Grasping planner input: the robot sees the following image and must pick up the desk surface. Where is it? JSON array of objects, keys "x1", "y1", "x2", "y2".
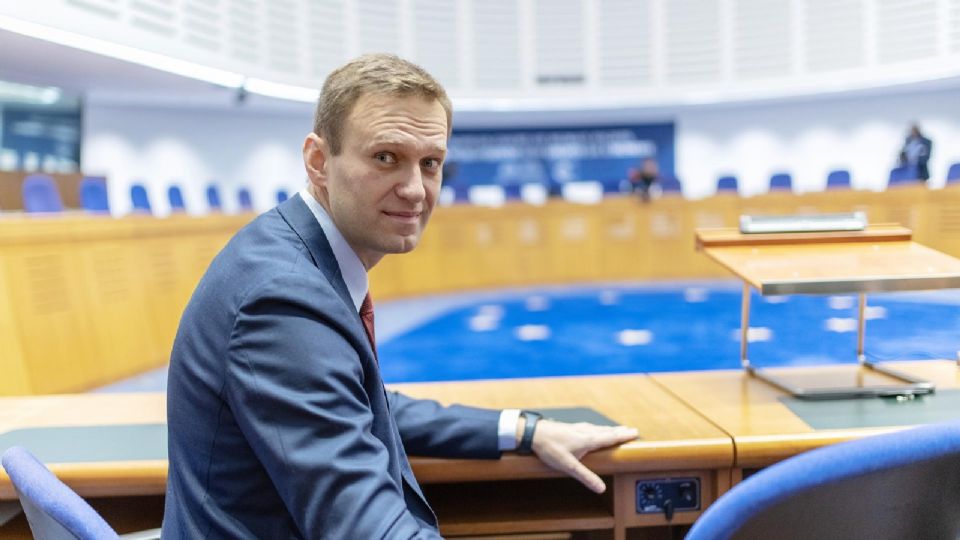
[
  {"x1": 0, "y1": 374, "x2": 733, "y2": 499},
  {"x1": 652, "y1": 360, "x2": 960, "y2": 468},
  {"x1": 697, "y1": 226, "x2": 960, "y2": 295}
]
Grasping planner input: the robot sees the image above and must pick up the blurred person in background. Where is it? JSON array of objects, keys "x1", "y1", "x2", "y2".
[{"x1": 899, "y1": 123, "x2": 933, "y2": 181}]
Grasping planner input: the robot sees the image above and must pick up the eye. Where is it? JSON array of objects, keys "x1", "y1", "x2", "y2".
[
  {"x1": 375, "y1": 152, "x2": 397, "y2": 164},
  {"x1": 422, "y1": 158, "x2": 442, "y2": 170}
]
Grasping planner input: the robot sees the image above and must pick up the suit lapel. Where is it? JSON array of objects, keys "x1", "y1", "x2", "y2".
[{"x1": 276, "y1": 194, "x2": 355, "y2": 315}]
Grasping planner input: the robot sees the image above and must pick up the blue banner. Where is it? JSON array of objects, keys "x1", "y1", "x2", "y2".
[
  {"x1": 2, "y1": 108, "x2": 82, "y2": 169},
  {"x1": 446, "y1": 123, "x2": 675, "y2": 194}
]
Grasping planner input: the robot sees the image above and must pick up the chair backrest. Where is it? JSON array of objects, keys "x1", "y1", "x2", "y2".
[
  {"x1": 769, "y1": 172, "x2": 792, "y2": 191},
  {"x1": 206, "y1": 185, "x2": 222, "y2": 211},
  {"x1": 686, "y1": 420, "x2": 960, "y2": 540},
  {"x1": 130, "y1": 184, "x2": 152, "y2": 213},
  {"x1": 237, "y1": 188, "x2": 253, "y2": 211},
  {"x1": 659, "y1": 174, "x2": 682, "y2": 193},
  {"x1": 826, "y1": 169, "x2": 851, "y2": 189},
  {"x1": 22, "y1": 174, "x2": 64, "y2": 213},
  {"x1": 888, "y1": 164, "x2": 919, "y2": 186},
  {"x1": 716, "y1": 175, "x2": 738, "y2": 193},
  {"x1": 167, "y1": 185, "x2": 185, "y2": 212},
  {"x1": 276, "y1": 189, "x2": 289, "y2": 204},
  {"x1": 947, "y1": 162, "x2": 960, "y2": 183},
  {"x1": 503, "y1": 184, "x2": 522, "y2": 200},
  {"x1": 78, "y1": 177, "x2": 110, "y2": 213},
  {"x1": 1, "y1": 446, "x2": 120, "y2": 540}
]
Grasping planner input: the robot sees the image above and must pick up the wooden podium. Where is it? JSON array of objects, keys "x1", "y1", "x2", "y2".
[{"x1": 696, "y1": 224, "x2": 960, "y2": 399}]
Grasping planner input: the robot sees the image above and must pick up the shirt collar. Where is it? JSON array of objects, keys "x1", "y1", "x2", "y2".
[{"x1": 298, "y1": 188, "x2": 368, "y2": 312}]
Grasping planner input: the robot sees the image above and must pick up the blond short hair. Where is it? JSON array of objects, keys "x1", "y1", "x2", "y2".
[{"x1": 313, "y1": 53, "x2": 453, "y2": 155}]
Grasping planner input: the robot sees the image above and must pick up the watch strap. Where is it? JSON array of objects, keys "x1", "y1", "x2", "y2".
[{"x1": 517, "y1": 410, "x2": 543, "y2": 455}]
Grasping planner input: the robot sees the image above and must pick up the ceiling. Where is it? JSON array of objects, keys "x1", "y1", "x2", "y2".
[{"x1": 2, "y1": 25, "x2": 959, "y2": 125}]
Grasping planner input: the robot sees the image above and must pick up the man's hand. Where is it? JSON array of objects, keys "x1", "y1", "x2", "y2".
[{"x1": 529, "y1": 420, "x2": 638, "y2": 494}]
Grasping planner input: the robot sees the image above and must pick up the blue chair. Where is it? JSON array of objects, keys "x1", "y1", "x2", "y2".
[
  {"x1": 453, "y1": 185, "x2": 471, "y2": 203},
  {"x1": 659, "y1": 174, "x2": 682, "y2": 193},
  {"x1": 130, "y1": 184, "x2": 152, "y2": 214},
  {"x1": 2, "y1": 446, "x2": 121, "y2": 539},
  {"x1": 947, "y1": 162, "x2": 960, "y2": 184},
  {"x1": 826, "y1": 169, "x2": 851, "y2": 189},
  {"x1": 276, "y1": 189, "x2": 289, "y2": 204},
  {"x1": 503, "y1": 184, "x2": 522, "y2": 200},
  {"x1": 769, "y1": 172, "x2": 792, "y2": 191},
  {"x1": 22, "y1": 174, "x2": 64, "y2": 213},
  {"x1": 168, "y1": 185, "x2": 186, "y2": 212},
  {"x1": 687, "y1": 420, "x2": 960, "y2": 540},
  {"x1": 206, "y1": 185, "x2": 222, "y2": 211},
  {"x1": 237, "y1": 188, "x2": 253, "y2": 212},
  {"x1": 716, "y1": 175, "x2": 738, "y2": 194},
  {"x1": 79, "y1": 176, "x2": 110, "y2": 213},
  {"x1": 888, "y1": 164, "x2": 919, "y2": 187}
]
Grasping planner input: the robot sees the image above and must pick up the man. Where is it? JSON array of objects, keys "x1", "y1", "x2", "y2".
[
  {"x1": 163, "y1": 54, "x2": 637, "y2": 538},
  {"x1": 900, "y1": 123, "x2": 933, "y2": 181}
]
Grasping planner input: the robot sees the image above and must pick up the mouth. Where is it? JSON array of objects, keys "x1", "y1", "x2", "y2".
[{"x1": 383, "y1": 210, "x2": 422, "y2": 224}]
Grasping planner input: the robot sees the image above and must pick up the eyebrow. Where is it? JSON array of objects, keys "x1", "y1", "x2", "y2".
[{"x1": 369, "y1": 137, "x2": 446, "y2": 155}]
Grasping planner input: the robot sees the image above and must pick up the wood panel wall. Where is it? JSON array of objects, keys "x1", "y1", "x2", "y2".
[{"x1": 1, "y1": 184, "x2": 956, "y2": 395}]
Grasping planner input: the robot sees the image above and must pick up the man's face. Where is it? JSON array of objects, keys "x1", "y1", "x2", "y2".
[{"x1": 307, "y1": 93, "x2": 447, "y2": 268}]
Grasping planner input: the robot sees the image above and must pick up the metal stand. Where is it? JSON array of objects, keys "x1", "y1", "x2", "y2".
[{"x1": 740, "y1": 284, "x2": 935, "y2": 400}]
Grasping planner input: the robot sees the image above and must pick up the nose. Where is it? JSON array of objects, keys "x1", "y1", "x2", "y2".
[{"x1": 396, "y1": 165, "x2": 426, "y2": 203}]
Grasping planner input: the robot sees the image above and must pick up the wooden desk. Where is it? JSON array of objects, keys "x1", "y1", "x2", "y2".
[
  {"x1": 0, "y1": 376, "x2": 733, "y2": 539},
  {"x1": 696, "y1": 224, "x2": 960, "y2": 295},
  {"x1": 696, "y1": 225, "x2": 960, "y2": 398},
  {"x1": 652, "y1": 360, "x2": 960, "y2": 474}
]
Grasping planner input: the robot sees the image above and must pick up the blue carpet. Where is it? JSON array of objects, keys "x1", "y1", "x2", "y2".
[
  {"x1": 96, "y1": 281, "x2": 960, "y2": 391},
  {"x1": 379, "y1": 283, "x2": 960, "y2": 383}
]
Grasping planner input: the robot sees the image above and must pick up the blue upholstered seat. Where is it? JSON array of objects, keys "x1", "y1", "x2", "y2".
[
  {"x1": 168, "y1": 185, "x2": 186, "y2": 212},
  {"x1": 768, "y1": 172, "x2": 792, "y2": 191},
  {"x1": 826, "y1": 169, "x2": 851, "y2": 189},
  {"x1": 716, "y1": 175, "x2": 739, "y2": 194},
  {"x1": 79, "y1": 177, "x2": 110, "y2": 213},
  {"x1": 206, "y1": 185, "x2": 222, "y2": 211},
  {"x1": 2, "y1": 446, "x2": 120, "y2": 539},
  {"x1": 660, "y1": 174, "x2": 682, "y2": 193},
  {"x1": 237, "y1": 188, "x2": 253, "y2": 212},
  {"x1": 23, "y1": 174, "x2": 64, "y2": 213},
  {"x1": 888, "y1": 164, "x2": 920, "y2": 187},
  {"x1": 130, "y1": 184, "x2": 152, "y2": 214},
  {"x1": 947, "y1": 163, "x2": 960, "y2": 184},
  {"x1": 687, "y1": 420, "x2": 960, "y2": 540},
  {"x1": 1, "y1": 446, "x2": 161, "y2": 540}
]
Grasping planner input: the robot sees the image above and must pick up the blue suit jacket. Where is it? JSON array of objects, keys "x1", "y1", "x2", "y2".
[{"x1": 163, "y1": 195, "x2": 501, "y2": 539}]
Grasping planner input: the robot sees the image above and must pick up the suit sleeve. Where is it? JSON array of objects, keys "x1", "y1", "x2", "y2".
[
  {"x1": 387, "y1": 392, "x2": 502, "y2": 459},
  {"x1": 225, "y1": 274, "x2": 441, "y2": 539}
]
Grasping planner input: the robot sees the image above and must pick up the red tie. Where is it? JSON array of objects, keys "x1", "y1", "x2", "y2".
[{"x1": 360, "y1": 292, "x2": 377, "y2": 357}]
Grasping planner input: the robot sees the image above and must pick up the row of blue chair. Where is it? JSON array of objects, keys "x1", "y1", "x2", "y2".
[
  {"x1": 4, "y1": 419, "x2": 960, "y2": 538},
  {"x1": 717, "y1": 162, "x2": 960, "y2": 194},
  {"x1": 19, "y1": 174, "x2": 293, "y2": 214},
  {"x1": 445, "y1": 161, "x2": 960, "y2": 204}
]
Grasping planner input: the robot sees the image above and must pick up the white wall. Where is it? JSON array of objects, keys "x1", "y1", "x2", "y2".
[
  {"x1": 83, "y1": 104, "x2": 309, "y2": 216},
  {"x1": 83, "y1": 86, "x2": 960, "y2": 215},
  {"x1": 674, "y1": 88, "x2": 960, "y2": 198}
]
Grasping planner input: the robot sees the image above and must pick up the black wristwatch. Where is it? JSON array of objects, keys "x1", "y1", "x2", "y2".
[{"x1": 517, "y1": 410, "x2": 543, "y2": 455}]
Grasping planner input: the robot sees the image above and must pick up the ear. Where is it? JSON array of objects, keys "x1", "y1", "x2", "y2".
[{"x1": 303, "y1": 133, "x2": 330, "y2": 188}]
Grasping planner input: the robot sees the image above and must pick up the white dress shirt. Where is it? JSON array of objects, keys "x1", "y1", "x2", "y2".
[{"x1": 298, "y1": 189, "x2": 520, "y2": 451}]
